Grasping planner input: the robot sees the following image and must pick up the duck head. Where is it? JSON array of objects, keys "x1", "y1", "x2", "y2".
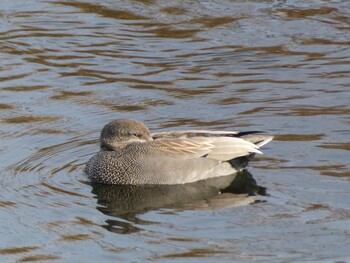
[{"x1": 100, "y1": 119, "x2": 152, "y2": 151}]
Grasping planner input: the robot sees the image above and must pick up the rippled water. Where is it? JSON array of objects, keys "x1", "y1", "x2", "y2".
[{"x1": 0, "y1": 0, "x2": 349, "y2": 262}]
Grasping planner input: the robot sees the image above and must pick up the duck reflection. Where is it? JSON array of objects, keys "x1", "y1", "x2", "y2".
[{"x1": 90, "y1": 170, "x2": 266, "y2": 234}]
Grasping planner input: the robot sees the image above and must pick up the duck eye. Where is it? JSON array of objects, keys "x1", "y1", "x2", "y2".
[{"x1": 128, "y1": 132, "x2": 142, "y2": 138}]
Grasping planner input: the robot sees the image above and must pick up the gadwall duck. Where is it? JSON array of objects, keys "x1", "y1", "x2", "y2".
[{"x1": 85, "y1": 119, "x2": 273, "y2": 185}]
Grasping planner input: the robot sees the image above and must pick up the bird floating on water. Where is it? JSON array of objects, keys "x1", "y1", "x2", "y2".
[{"x1": 85, "y1": 119, "x2": 273, "y2": 185}]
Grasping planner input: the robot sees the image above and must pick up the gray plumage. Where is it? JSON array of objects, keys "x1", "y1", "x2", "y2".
[{"x1": 85, "y1": 119, "x2": 273, "y2": 185}]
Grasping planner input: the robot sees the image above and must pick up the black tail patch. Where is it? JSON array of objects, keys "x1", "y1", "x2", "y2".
[
  {"x1": 229, "y1": 153, "x2": 256, "y2": 170},
  {"x1": 235, "y1": 131, "x2": 265, "y2": 137}
]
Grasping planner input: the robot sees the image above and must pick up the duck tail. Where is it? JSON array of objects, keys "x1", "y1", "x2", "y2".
[{"x1": 236, "y1": 132, "x2": 274, "y2": 148}]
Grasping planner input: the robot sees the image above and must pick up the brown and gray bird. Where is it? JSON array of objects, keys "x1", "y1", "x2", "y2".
[{"x1": 85, "y1": 119, "x2": 273, "y2": 185}]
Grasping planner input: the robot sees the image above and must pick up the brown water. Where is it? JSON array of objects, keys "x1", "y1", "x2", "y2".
[{"x1": 1, "y1": 0, "x2": 350, "y2": 262}]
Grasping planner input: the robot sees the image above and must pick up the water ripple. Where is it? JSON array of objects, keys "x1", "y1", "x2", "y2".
[
  {"x1": 2, "y1": 136, "x2": 95, "y2": 199},
  {"x1": 0, "y1": 0, "x2": 349, "y2": 261}
]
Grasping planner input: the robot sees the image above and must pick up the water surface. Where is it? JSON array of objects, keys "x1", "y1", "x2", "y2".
[{"x1": 0, "y1": 0, "x2": 349, "y2": 262}]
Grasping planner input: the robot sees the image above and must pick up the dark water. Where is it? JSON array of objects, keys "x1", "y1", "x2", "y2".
[{"x1": 1, "y1": 0, "x2": 349, "y2": 262}]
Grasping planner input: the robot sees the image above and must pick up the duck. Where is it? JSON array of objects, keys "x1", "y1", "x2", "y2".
[{"x1": 85, "y1": 119, "x2": 273, "y2": 185}]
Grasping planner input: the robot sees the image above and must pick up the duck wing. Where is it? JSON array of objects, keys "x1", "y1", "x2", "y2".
[
  {"x1": 152, "y1": 130, "x2": 273, "y2": 148},
  {"x1": 146, "y1": 136, "x2": 262, "y2": 162},
  {"x1": 152, "y1": 130, "x2": 239, "y2": 139}
]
